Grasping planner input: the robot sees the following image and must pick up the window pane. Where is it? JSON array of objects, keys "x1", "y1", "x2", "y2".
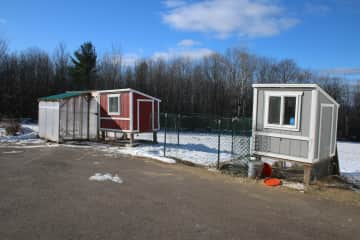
[
  {"x1": 284, "y1": 97, "x2": 296, "y2": 125},
  {"x1": 109, "y1": 97, "x2": 119, "y2": 113},
  {"x1": 268, "y1": 96, "x2": 281, "y2": 124}
]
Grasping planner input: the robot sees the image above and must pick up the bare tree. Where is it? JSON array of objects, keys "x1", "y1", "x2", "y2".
[
  {"x1": 98, "y1": 46, "x2": 122, "y2": 89},
  {"x1": 0, "y1": 38, "x2": 8, "y2": 61},
  {"x1": 277, "y1": 59, "x2": 299, "y2": 83}
]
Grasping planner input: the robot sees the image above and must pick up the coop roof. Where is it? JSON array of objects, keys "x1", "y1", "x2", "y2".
[
  {"x1": 252, "y1": 83, "x2": 339, "y2": 106},
  {"x1": 39, "y1": 91, "x2": 90, "y2": 101}
]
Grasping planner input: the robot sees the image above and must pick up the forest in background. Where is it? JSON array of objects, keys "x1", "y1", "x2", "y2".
[{"x1": 0, "y1": 39, "x2": 359, "y2": 140}]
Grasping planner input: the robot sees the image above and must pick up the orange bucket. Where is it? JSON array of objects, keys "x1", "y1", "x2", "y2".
[{"x1": 264, "y1": 178, "x2": 282, "y2": 187}]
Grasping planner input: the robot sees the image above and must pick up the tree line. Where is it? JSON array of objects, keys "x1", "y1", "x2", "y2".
[{"x1": 0, "y1": 39, "x2": 359, "y2": 140}]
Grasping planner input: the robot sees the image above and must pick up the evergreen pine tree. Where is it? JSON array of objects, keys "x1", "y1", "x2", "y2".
[{"x1": 70, "y1": 42, "x2": 97, "y2": 89}]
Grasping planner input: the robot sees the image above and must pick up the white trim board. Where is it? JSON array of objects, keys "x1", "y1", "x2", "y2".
[
  {"x1": 137, "y1": 99, "x2": 155, "y2": 132},
  {"x1": 252, "y1": 88, "x2": 258, "y2": 131},
  {"x1": 107, "y1": 94, "x2": 121, "y2": 115},
  {"x1": 129, "y1": 91, "x2": 134, "y2": 131},
  {"x1": 253, "y1": 131, "x2": 309, "y2": 141},
  {"x1": 308, "y1": 89, "x2": 318, "y2": 161},
  {"x1": 100, "y1": 117, "x2": 130, "y2": 121},
  {"x1": 332, "y1": 105, "x2": 339, "y2": 156},
  {"x1": 99, "y1": 128, "x2": 138, "y2": 133},
  {"x1": 263, "y1": 91, "x2": 303, "y2": 131},
  {"x1": 157, "y1": 100, "x2": 160, "y2": 130},
  {"x1": 253, "y1": 151, "x2": 311, "y2": 164}
]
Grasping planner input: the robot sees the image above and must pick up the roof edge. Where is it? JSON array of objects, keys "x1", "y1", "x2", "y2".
[
  {"x1": 252, "y1": 83, "x2": 339, "y2": 106},
  {"x1": 96, "y1": 88, "x2": 162, "y2": 102},
  {"x1": 252, "y1": 83, "x2": 318, "y2": 88}
]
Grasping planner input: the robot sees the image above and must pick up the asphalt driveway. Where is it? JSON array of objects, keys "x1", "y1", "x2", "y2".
[{"x1": 0, "y1": 145, "x2": 359, "y2": 240}]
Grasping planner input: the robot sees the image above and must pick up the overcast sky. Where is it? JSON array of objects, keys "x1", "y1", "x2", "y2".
[{"x1": 0, "y1": 0, "x2": 359, "y2": 76}]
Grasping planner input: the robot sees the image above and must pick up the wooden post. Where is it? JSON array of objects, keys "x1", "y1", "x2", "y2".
[
  {"x1": 101, "y1": 130, "x2": 105, "y2": 140},
  {"x1": 153, "y1": 131, "x2": 158, "y2": 144},
  {"x1": 73, "y1": 98, "x2": 76, "y2": 140},
  {"x1": 331, "y1": 146, "x2": 340, "y2": 175},
  {"x1": 217, "y1": 119, "x2": 221, "y2": 169},
  {"x1": 80, "y1": 96, "x2": 83, "y2": 139},
  {"x1": 129, "y1": 133, "x2": 134, "y2": 145},
  {"x1": 303, "y1": 165, "x2": 312, "y2": 185},
  {"x1": 87, "y1": 95, "x2": 90, "y2": 141}
]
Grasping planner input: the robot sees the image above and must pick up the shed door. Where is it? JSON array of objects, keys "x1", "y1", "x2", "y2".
[
  {"x1": 39, "y1": 101, "x2": 59, "y2": 142},
  {"x1": 318, "y1": 105, "x2": 334, "y2": 161},
  {"x1": 138, "y1": 101, "x2": 153, "y2": 132}
]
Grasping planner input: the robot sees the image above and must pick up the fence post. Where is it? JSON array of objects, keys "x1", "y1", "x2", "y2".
[
  {"x1": 163, "y1": 113, "x2": 167, "y2": 157},
  {"x1": 177, "y1": 114, "x2": 180, "y2": 145},
  {"x1": 231, "y1": 118, "x2": 234, "y2": 155},
  {"x1": 217, "y1": 119, "x2": 221, "y2": 169}
]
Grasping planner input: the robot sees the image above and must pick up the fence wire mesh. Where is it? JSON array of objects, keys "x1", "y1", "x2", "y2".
[{"x1": 161, "y1": 113, "x2": 252, "y2": 168}]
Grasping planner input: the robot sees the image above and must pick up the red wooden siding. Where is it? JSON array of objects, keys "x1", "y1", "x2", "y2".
[
  {"x1": 100, "y1": 92, "x2": 130, "y2": 118},
  {"x1": 100, "y1": 119, "x2": 130, "y2": 130}
]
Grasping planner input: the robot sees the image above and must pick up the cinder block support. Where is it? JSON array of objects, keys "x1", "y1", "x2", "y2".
[
  {"x1": 304, "y1": 165, "x2": 312, "y2": 185},
  {"x1": 129, "y1": 133, "x2": 135, "y2": 145},
  {"x1": 153, "y1": 132, "x2": 158, "y2": 144}
]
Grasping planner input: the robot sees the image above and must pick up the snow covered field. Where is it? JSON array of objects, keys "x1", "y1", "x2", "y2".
[
  {"x1": 337, "y1": 142, "x2": 360, "y2": 186},
  {"x1": 1, "y1": 124, "x2": 360, "y2": 186}
]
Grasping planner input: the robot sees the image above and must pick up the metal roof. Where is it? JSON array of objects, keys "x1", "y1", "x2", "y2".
[{"x1": 39, "y1": 91, "x2": 89, "y2": 101}]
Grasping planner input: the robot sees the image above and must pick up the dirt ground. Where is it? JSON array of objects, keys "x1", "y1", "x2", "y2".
[{"x1": 0, "y1": 144, "x2": 359, "y2": 240}]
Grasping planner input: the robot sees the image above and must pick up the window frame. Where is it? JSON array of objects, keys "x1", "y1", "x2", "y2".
[
  {"x1": 264, "y1": 91, "x2": 303, "y2": 131},
  {"x1": 107, "y1": 94, "x2": 121, "y2": 115}
]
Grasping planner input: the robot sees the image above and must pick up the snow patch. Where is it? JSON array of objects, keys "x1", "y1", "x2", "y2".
[
  {"x1": 337, "y1": 142, "x2": 360, "y2": 186},
  {"x1": 0, "y1": 123, "x2": 44, "y2": 145},
  {"x1": 2, "y1": 150, "x2": 23, "y2": 154},
  {"x1": 89, "y1": 173, "x2": 123, "y2": 183},
  {"x1": 282, "y1": 181, "x2": 305, "y2": 191}
]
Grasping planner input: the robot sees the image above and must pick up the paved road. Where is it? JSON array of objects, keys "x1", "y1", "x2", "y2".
[{"x1": 0, "y1": 145, "x2": 359, "y2": 240}]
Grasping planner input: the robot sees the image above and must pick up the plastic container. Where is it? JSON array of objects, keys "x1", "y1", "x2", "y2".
[
  {"x1": 248, "y1": 160, "x2": 263, "y2": 178},
  {"x1": 262, "y1": 162, "x2": 272, "y2": 177}
]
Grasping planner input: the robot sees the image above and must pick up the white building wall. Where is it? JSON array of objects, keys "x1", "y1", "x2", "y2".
[{"x1": 38, "y1": 101, "x2": 60, "y2": 142}]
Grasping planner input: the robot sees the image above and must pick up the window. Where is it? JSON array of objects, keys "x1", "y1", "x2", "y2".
[
  {"x1": 283, "y1": 97, "x2": 296, "y2": 125},
  {"x1": 107, "y1": 94, "x2": 120, "y2": 115},
  {"x1": 268, "y1": 96, "x2": 281, "y2": 124},
  {"x1": 264, "y1": 91, "x2": 302, "y2": 131}
]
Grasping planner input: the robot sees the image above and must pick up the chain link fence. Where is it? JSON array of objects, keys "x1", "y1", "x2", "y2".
[{"x1": 161, "y1": 113, "x2": 252, "y2": 168}]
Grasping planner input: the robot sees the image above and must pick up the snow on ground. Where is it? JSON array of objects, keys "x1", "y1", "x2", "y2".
[
  {"x1": 134, "y1": 131, "x2": 248, "y2": 166},
  {"x1": 61, "y1": 142, "x2": 176, "y2": 164},
  {"x1": 89, "y1": 173, "x2": 123, "y2": 183},
  {"x1": 282, "y1": 181, "x2": 305, "y2": 191},
  {"x1": 2, "y1": 150, "x2": 23, "y2": 154},
  {"x1": 0, "y1": 123, "x2": 44, "y2": 145},
  {"x1": 337, "y1": 141, "x2": 360, "y2": 186}
]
